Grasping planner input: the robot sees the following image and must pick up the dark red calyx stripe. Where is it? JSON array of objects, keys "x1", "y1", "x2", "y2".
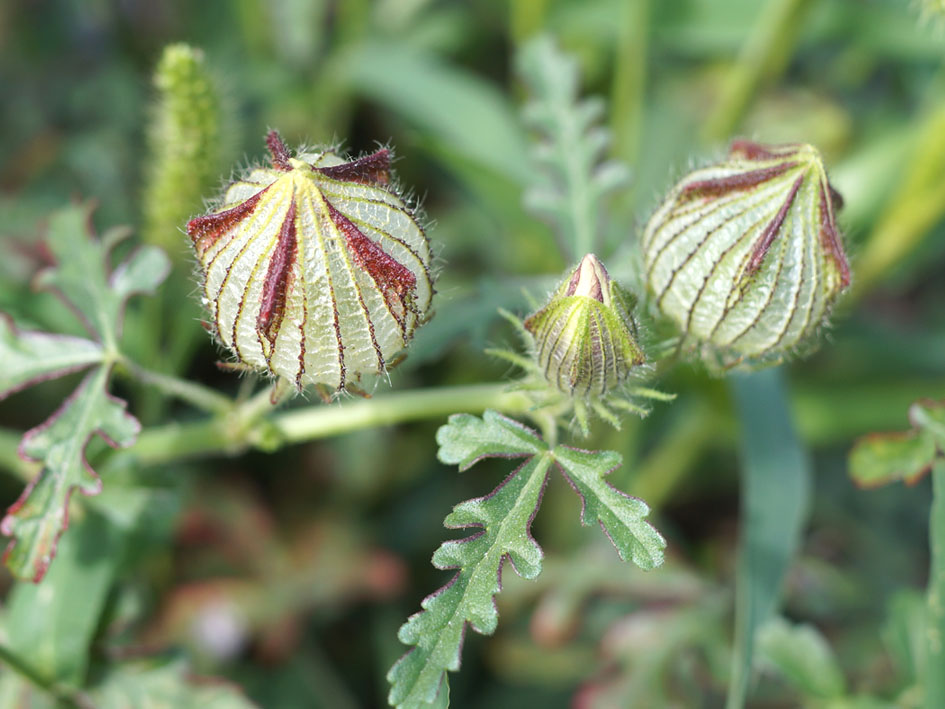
[
  {"x1": 729, "y1": 139, "x2": 796, "y2": 162},
  {"x1": 266, "y1": 130, "x2": 292, "y2": 171},
  {"x1": 746, "y1": 174, "x2": 804, "y2": 277},
  {"x1": 326, "y1": 202, "x2": 416, "y2": 326},
  {"x1": 316, "y1": 149, "x2": 391, "y2": 186},
  {"x1": 680, "y1": 162, "x2": 798, "y2": 202},
  {"x1": 818, "y1": 185, "x2": 851, "y2": 287},
  {"x1": 828, "y1": 183, "x2": 844, "y2": 211},
  {"x1": 187, "y1": 189, "x2": 265, "y2": 256},
  {"x1": 257, "y1": 199, "x2": 298, "y2": 346}
]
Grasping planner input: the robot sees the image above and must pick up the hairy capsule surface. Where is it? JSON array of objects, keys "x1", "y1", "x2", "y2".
[
  {"x1": 525, "y1": 254, "x2": 645, "y2": 398},
  {"x1": 642, "y1": 140, "x2": 850, "y2": 362},
  {"x1": 187, "y1": 131, "x2": 434, "y2": 395}
]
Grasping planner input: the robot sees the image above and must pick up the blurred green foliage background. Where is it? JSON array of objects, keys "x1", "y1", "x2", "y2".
[{"x1": 1, "y1": 0, "x2": 945, "y2": 706}]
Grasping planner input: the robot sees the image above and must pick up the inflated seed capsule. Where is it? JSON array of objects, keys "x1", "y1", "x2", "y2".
[
  {"x1": 187, "y1": 131, "x2": 434, "y2": 396},
  {"x1": 524, "y1": 254, "x2": 645, "y2": 398},
  {"x1": 641, "y1": 140, "x2": 850, "y2": 361}
]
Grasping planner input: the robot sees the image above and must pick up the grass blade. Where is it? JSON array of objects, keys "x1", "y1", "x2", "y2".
[{"x1": 727, "y1": 367, "x2": 811, "y2": 708}]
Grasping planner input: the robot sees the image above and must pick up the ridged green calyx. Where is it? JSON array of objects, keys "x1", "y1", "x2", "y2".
[
  {"x1": 524, "y1": 254, "x2": 645, "y2": 398},
  {"x1": 642, "y1": 140, "x2": 850, "y2": 363},
  {"x1": 187, "y1": 131, "x2": 434, "y2": 398}
]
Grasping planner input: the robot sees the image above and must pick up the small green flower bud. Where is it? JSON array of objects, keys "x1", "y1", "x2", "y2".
[
  {"x1": 524, "y1": 254, "x2": 645, "y2": 398},
  {"x1": 642, "y1": 140, "x2": 850, "y2": 362}
]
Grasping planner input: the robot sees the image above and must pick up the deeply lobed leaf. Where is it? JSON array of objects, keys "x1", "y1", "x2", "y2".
[
  {"x1": 0, "y1": 203, "x2": 168, "y2": 581},
  {"x1": 37, "y1": 205, "x2": 169, "y2": 347},
  {"x1": 0, "y1": 316, "x2": 102, "y2": 399},
  {"x1": 388, "y1": 455, "x2": 551, "y2": 708},
  {"x1": 516, "y1": 35, "x2": 629, "y2": 259},
  {"x1": 389, "y1": 411, "x2": 665, "y2": 708},
  {"x1": 553, "y1": 446, "x2": 665, "y2": 570},
  {"x1": 435, "y1": 409, "x2": 545, "y2": 470}
]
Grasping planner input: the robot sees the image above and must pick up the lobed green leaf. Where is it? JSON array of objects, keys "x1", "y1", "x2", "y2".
[
  {"x1": 36, "y1": 205, "x2": 170, "y2": 348},
  {"x1": 516, "y1": 35, "x2": 629, "y2": 259},
  {"x1": 553, "y1": 446, "x2": 665, "y2": 570},
  {"x1": 0, "y1": 316, "x2": 102, "y2": 399},
  {"x1": 849, "y1": 398, "x2": 945, "y2": 487},
  {"x1": 388, "y1": 454, "x2": 551, "y2": 708},
  {"x1": 391, "y1": 410, "x2": 666, "y2": 708},
  {"x1": 0, "y1": 203, "x2": 168, "y2": 581},
  {"x1": 1, "y1": 367, "x2": 139, "y2": 581},
  {"x1": 435, "y1": 409, "x2": 545, "y2": 470}
]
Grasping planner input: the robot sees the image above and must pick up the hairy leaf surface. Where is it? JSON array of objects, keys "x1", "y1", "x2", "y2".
[
  {"x1": 388, "y1": 410, "x2": 665, "y2": 708},
  {"x1": 0, "y1": 203, "x2": 168, "y2": 581}
]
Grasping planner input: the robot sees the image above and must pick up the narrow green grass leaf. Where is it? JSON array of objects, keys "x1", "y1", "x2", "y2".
[
  {"x1": 727, "y1": 368, "x2": 811, "y2": 709},
  {"x1": 339, "y1": 42, "x2": 529, "y2": 184},
  {"x1": 552, "y1": 446, "x2": 665, "y2": 570}
]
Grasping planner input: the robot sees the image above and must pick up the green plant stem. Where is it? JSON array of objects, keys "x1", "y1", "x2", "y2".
[
  {"x1": 702, "y1": 0, "x2": 814, "y2": 143},
  {"x1": 119, "y1": 383, "x2": 532, "y2": 467},
  {"x1": 115, "y1": 356, "x2": 233, "y2": 415},
  {"x1": 927, "y1": 460, "x2": 945, "y2": 709},
  {"x1": 271, "y1": 384, "x2": 531, "y2": 445},
  {"x1": 853, "y1": 176, "x2": 945, "y2": 300},
  {"x1": 610, "y1": 0, "x2": 649, "y2": 167}
]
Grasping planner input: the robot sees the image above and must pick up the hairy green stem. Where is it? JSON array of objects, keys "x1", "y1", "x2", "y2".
[
  {"x1": 120, "y1": 383, "x2": 532, "y2": 467},
  {"x1": 116, "y1": 356, "x2": 233, "y2": 415},
  {"x1": 927, "y1": 460, "x2": 945, "y2": 709},
  {"x1": 271, "y1": 384, "x2": 532, "y2": 445},
  {"x1": 702, "y1": 0, "x2": 814, "y2": 142}
]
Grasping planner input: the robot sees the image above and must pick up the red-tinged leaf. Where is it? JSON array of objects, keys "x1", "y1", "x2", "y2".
[
  {"x1": 850, "y1": 398, "x2": 945, "y2": 488},
  {"x1": 1, "y1": 366, "x2": 139, "y2": 582},
  {"x1": 0, "y1": 314, "x2": 102, "y2": 400},
  {"x1": 0, "y1": 202, "x2": 168, "y2": 581}
]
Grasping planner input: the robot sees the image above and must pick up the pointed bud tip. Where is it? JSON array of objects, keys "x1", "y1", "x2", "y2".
[
  {"x1": 526, "y1": 255, "x2": 645, "y2": 399},
  {"x1": 642, "y1": 140, "x2": 850, "y2": 363}
]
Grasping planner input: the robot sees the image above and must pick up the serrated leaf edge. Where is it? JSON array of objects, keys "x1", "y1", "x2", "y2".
[
  {"x1": 553, "y1": 444, "x2": 666, "y2": 569},
  {"x1": 0, "y1": 313, "x2": 103, "y2": 403},
  {"x1": 0, "y1": 366, "x2": 141, "y2": 582}
]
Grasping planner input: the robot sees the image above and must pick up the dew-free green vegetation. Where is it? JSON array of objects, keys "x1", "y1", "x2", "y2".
[{"x1": 1, "y1": 1, "x2": 944, "y2": 707}]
